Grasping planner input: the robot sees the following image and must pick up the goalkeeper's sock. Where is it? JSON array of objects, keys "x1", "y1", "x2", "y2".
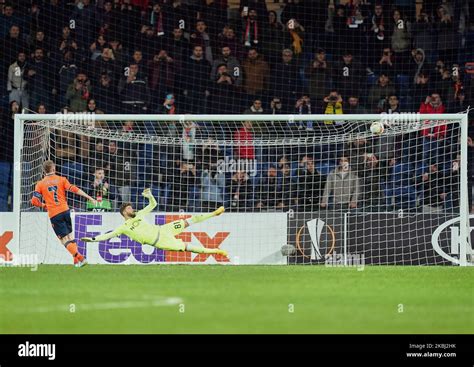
[{"x1": 185, "y1": 244, "x2": 219, "y2": 254}]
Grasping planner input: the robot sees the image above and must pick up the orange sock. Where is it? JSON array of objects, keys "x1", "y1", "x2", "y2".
[{"x1": 66, "y1": 242, "x2": 84, "y2": 261}]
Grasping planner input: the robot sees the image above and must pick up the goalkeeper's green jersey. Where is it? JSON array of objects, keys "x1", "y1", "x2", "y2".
[{"x1": 94, "y1": 195, "x2": 159, "y2": 245}]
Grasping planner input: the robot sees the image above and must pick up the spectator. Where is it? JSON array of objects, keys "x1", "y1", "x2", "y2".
[
  {"x1": 36, "y1": 103, "x2": 47, "y2": 114},
  {"x1": 241, "y1": 48, "x2": 269, "y2": 101},
  {"x1": 117, "y1": 63, "x2": 150, "y2": 113},
  {"x1": 240, "y1": 0, "x2": 268, "y2": 25},
  {"x1": 261, "y1": 10, "x2": 286, "y2": 66},
  {"x1": 57, "y1": 50, "x2": 79, "y2": 107},
  {"x1": 114, "y1": 0, "x2": 142, "y2": 49},
  {"x1": 368, "y1": 3, "x2": 389, "y2": 69},
  {"x1": 416, "y1": 163, "x2": 449, "y2": 213},
  {"x1": 434, "y1": 5, "x2": 459, "y2": 65},
  {"x1": 410, "y1": 48, "x2": 429, "y2": 83},
  {"x1": 217, "y1": 25, "x2": 244, "y2": 62},
  {"x1": 85, "y1": 99, "x2": 104, "y2": 114},
  {"x1": 131, "y1": 50, "x2": 149, "y2": 76},
  {"x1": 229, "y1": 170, "x2": 252, "y2": 212},
  {"x1": 2, "y1": 25, "x2": 28, "y2": 71},
  {"x1": 157, "y1": 94, "x2": 179, "y2": 138},
  {"x1": 355, "y1": 152, "x2": 387, "y2": 211},
  {"x1": 170, "y1": 160, "x2": 198, "y2": 211},
  {"x1": 135, "y1": 25, "x2": 160, "y2": 62},
  {"x1": 342, "y1": 0, "x2": 367, "y2": 58},
  {"x1": 29, "y1": 30, "x2": 50, "y2": 57},
  {"x1": 241, "y1": 8, "x2": 260, "y2": 49},
  {"x1": 70, "y1": 0, "x2": 96, "y2": 49},
  {"x1": 92, "y1": 47, "x2": 119, "y2": 82},
  {"x1": 373, "y1": 47, "x2": 396, "y2": 79},
  {"x1": 87, "y1": 167, "x2": 115, "y2": 212},
  {"x1": 56, "y1": 26, "x2": 80, "y2": 59},
  {"x1": 165, "y1": 27, "x2": 189, "y2": 67},
  {"x1": 322, "y1": 91, "x2": 343, "y2": 125},
  {"x1": 270, "y1": 49, "x2": 302, "y2": 112},
  {"x1": 411, "y1": 72, "x2": 431, "y2": 110},
  {"x1": 210, "y1": 63, "x2": 239, "y2": 114},
  {"x1": 329, "y1": 5, "x2": 348, "y2": 57},
  {"x1": 146, "y1": 2, "x2": 168, "y2": 38},
  {"x1": 148, "y1": 49, "x2": 176, "y2": 107},
  {"x1": 295, "y1": 155, "x2": 325, "y2": 212},
  {"x1": 181, "y1": 45, "x2": 211, "y2": 113},
  {"x1": 442, "y1": 154, "x2": 461, "y2": 212},
  {"x1": 345, "y1": 96, "x2": 368, "y2": 114},
  {"x1": 96, "y1": 1, "x2": 117, "y2": 37},
  {"x1": 268, "y1": 97, "x2": 284, "y2": 114},
  {"x1": 211, "y1": 46, "x2": 242, "y2": 86},
  {"x1": 334, "y1": 51, "x2": 363, "y2": 101},
  {"x1": 384, "y1": 95, "x2": 405, "y2": 113},
  {"x1": 200, "y1": 167, "x2": 225, "y2": 211},
  {"x1": 65, "y1": 72, "x2": 92, "y2": 112},
  {"x1": 277, "y1": 156, "x2": 294, "y2": 210},
  {"x1": 390, "y1": 9, "x2": 412, "y2": 74},
  {"x1": 385, "y1": 157, "x2": 417, "y2": 210},
  {"x1": 94, "y1": 73, "x2": 118, "y2": 113},
  {"x1": 234, "y1": 120, "x2": 255, "y2": 160},
  {"x1": 419, "y1": 93, "x2": 448, "y2": 167},
  {"x1": 255, "y1": 166, "x2": 280, "y2": 210},
  {"x1": 367, "y1": 73, "x2": 396, "y2": 112},
  {"x1": 190, "y1": 20, "x2": 213, "y2": 63},
  {"x1": 164, "y1": 0, "x2": 193, "y2": 35},
  {"x1": 0, "y1": 4, "x2": 23, "y2": 39},
  {"x1": 7, "y1": 52, "x2": 29, "y2": 109},
  {"x1": 107, "y1": 37, "x2": 126, "y2": 66},
  {"x1": 320, "y1": 156, "x2": 360, "y2": 211},
  {"x1": 89, "y1": 34, "x2": 109, "y2": 61},
  {"x1": 412, "y1": 8, "x2": 436, "y2": 63},
  {"x1": 294, "y1": 95, "x2": 314, "y2": 130},
  {"x1": 244, "y1": 98, "x2": 264, "y2": 114},
  {"x1": 25, "y1": 47, "x2": 54, "y2": 110},
  {"x1": 106, "y1": 140, "x2": 135, "y2": 204},
  {"x1": 161, "y1": 93, "x2": 178, "y2": 116},
  {"x1": 448, "y1": 90, "x2": 468, "y2": 113},
  {"x1": 197, "y1": 0, "x2": 226, "y2": 38},
  {"x1": 40, "y1": 0, "x2": 67, "y2": 38},
  {"x1": 284, "y1": 18, "x2": 305, "y2": 58},
  {"x1": 181, "y1": 120, "x2": 197, "y2": 163},
  {"x1": 307, "y1": 48, "x2": 332, "y2": 106}
]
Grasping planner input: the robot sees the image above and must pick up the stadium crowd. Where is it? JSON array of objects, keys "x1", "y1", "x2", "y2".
[{"x1": 0, "y1": 0, "x2": 473, "y2": 213}]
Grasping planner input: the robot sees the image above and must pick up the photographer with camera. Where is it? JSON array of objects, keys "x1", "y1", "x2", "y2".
[
  {"x1": 87, "y1": 167, "x2": 115, "y2": 212},
  {"x1": 65, "y1": 71, "x2": 92, "y2": 112},
  {"x1": 322, "y1": 90, "x2": 343, "y2": 125},
  {"x1": 294, "y1": 95, "x2": 313, "y2": 130}
]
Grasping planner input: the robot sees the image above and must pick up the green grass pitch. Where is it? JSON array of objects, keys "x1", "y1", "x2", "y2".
[{"x1": 0, "y1": 265, "x2": 472, "y2": 334}]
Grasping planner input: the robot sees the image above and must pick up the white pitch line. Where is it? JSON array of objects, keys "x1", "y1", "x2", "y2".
[{"x1": 13, "y1": 297, "x2": 183, "y2": 313}]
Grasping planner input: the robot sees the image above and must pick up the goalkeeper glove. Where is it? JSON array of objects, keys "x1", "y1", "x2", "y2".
[
  {"x1": 142, "y1": 188, "x2": 152, "y2": 197},
  {"x1": 81, "y1": 237, "x2": 96, "y2": 242}
]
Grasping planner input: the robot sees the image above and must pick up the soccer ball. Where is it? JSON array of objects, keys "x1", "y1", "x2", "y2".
[
  {"x1": 281, "y1": 244, "x2": 296, "y2": 256},
  {"x1": 370, "y1": 121, "x2": 385, "y2": 135}
]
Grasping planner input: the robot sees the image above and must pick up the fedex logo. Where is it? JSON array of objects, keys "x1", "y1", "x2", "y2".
[
  {"x1": 75, "y1": 214, "x2": 229, "y2": 264},
  {"x1": 0, "y1": 231, "x2": 14, "y2": 261}
]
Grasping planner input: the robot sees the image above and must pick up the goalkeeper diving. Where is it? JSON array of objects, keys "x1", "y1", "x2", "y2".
[{"x1": 81, "y1": 188, "x2": 228, "y2": 257}]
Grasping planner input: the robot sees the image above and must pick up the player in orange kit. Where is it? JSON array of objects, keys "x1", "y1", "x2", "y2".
[{"x1": 31, "y1": 160, "x2": 96, "y2": 267}]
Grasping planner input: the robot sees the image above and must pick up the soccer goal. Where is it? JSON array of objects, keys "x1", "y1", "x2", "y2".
[{"x1": 12, "y1": 113, "x2": 472, "y2": 266}]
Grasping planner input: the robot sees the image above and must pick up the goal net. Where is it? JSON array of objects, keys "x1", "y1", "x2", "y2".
[{"x1": 14, "y1": 113, "x2": 472, "y2": 266}]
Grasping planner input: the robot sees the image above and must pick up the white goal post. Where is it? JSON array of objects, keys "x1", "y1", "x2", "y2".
[{"x1": 12, "y1": 113, "x2": 472, "y2": 266}]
